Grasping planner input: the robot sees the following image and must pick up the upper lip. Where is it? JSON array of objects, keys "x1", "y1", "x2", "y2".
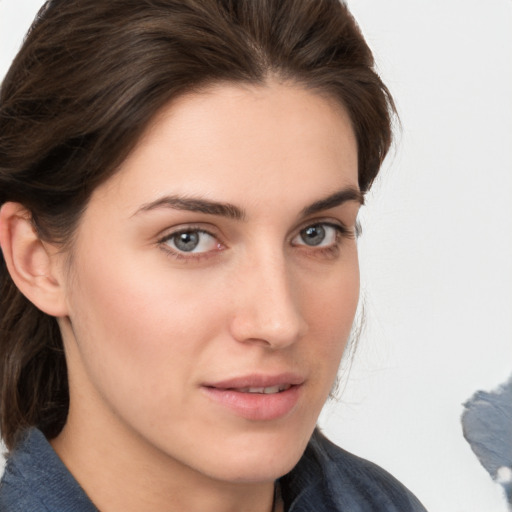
[{"x1": 203, "y1": 373, "x2": 305, "y2": 390}]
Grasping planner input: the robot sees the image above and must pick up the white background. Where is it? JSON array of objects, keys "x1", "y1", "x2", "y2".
[{"x1": 1, "y1": 1, "x2": 511, "y2": 511}]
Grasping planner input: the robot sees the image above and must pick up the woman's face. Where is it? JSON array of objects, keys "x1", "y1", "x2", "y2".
[{"x1": 57, "y1": 82, "x2": 361, "y2": 483}]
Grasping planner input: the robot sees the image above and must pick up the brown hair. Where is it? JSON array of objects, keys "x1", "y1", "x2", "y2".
[{"x1": 0, "y1": 0, "x2": 395, "y2": 450}]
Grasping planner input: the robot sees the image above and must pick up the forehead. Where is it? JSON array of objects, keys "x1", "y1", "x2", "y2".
[{"x1": 90, "y1": 81, "x2": 359, "y2": 216}]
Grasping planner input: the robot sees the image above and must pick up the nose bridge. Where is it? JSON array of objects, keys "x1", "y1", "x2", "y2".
[{"x1": 230, "y1": 246, "x2": 307, "y2": 348}]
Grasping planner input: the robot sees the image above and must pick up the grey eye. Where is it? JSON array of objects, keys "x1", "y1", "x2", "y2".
[
  {"x1": 300, "y1": 225, "x2": 326, "y2": 246},
  {"x1": 173, "y1": 231, "x2": 200, "y2": 252},
  {"x1": 292, "y1": 223, "x2": 340, "y2": 248},
  {"x1": 164, "y1": 229, "x2": 218, "y2": 254}
]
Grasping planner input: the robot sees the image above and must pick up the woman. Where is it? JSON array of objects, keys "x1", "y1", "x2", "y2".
[{"x1": 0, "y1": 0, "x2": 427, "y2": 510}]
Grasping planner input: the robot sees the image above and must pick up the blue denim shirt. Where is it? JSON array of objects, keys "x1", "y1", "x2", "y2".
[{"x1": 0, "y1": 428, "x2": 427, "y2": 511}]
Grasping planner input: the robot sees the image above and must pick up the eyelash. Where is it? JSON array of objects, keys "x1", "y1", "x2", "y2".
[
  {"x1": 293, "y1": 222, "x2": 353, "y2": 259},
  {"x1": 157, "y1": 221, "x2": 355, "y2": 262},
  {"x1": 158, "y1": 226, "x2": 222, "y2": 262}
]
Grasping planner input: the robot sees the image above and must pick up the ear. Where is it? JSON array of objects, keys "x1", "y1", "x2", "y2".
[{"x1": 0, "y1": 202, "x2": 69, "y2": 317}]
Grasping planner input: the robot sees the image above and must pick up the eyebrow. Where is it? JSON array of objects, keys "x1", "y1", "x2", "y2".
[
  {"x1": 300, "y1": 187, "x2": 364, "y2": 216},
  {"x1": 135, "y1": 196, "x2": 246, "y2": 220},
  {"x1": 134, "y1": 186, "x2": 363, "y2": 220}
]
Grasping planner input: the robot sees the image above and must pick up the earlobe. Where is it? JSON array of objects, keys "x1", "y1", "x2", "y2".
[{"x1": 0, "y1": 202, "x2": 68, "y2": 317}]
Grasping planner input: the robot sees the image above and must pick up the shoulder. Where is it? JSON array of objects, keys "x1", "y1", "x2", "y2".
[
  {"x1": 0, "y1": 429, "x2": 97, "y2": 512},
  {"x1": 281, "y1": 429, "x2": 427, "y2": 512}
]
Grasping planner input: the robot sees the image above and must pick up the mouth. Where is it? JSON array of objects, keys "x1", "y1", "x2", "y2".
[
  {"x1": 214, "y1": 384, "x2": 292, "y2": 394},
  {"x1": 201, "y1": 374, "x2": 304, "y2": 421},
  {"x1": 204, "y1": 373, "x2": 304, "y2": 390}
]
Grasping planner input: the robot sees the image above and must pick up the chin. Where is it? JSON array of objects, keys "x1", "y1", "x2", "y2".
[
  {"x1": 207, "y1": 451, "x2": 303, "y2": 484},
  {"x1": 192, "y1": 424, "x2": 314, "y2": 484}
]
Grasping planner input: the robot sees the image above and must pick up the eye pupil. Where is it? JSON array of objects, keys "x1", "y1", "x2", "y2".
[
  {"x1": 174, "y1": 232, "x2": 199, "y2": 252},
  {"x1": 301, "y1": 225, "x2": 326, "y2": 246}
]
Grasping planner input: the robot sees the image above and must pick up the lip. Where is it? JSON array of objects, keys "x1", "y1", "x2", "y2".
[{"x1": 201, "y1": 373, "x2": 305, "y2": 421}]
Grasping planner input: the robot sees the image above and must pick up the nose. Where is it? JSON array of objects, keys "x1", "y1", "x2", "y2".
[{"x1": 228, "y1": 251, "x2": 308, "y2": 349}]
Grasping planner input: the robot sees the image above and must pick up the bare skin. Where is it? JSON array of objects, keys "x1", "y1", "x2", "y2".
[{"x1": 1, "y1": 80, "x2": 360, "y2": 512}]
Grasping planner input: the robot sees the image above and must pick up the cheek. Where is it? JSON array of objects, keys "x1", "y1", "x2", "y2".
[
  {"x1": 302, "y1": 260, "x2": 360, "y2": 365},
  {"x1": 65, "y1": 247, "x2": 229, "y2": 403}
]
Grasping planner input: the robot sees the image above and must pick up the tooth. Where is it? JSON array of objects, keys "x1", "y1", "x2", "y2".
[{"x1": 233, "y1": 385, "x2": 290, "y2": 394}]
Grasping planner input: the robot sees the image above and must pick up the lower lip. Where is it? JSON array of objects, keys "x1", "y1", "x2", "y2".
[{"x1": 201, "y1": 385, "x2": 302, "y2": 421}]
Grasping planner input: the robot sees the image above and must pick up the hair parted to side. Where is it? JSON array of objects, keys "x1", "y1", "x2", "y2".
[{"x1": 0, "y1": 0, "x2": 396, "y2": 450}]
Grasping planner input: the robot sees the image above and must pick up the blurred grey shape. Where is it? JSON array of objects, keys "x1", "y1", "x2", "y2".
[{"x1": 462, "y1": 375, "x2": 512, "y2": 508}]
